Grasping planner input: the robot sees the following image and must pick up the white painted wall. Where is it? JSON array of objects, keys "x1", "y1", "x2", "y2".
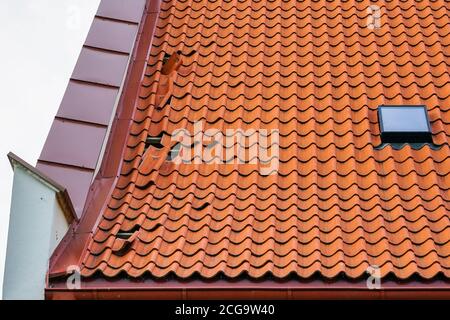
[
  {"x1": 0, "y1": 0, "x2": 100, "y2": 298},
  {"x1": 3, "y1": 163, "x2": 70, "y2": 300}
]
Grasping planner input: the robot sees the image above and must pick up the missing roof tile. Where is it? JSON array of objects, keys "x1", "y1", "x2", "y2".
[
  {"x1": 167, "y1": 142, "x2": 182, "y2": 161},
  {"x1": 116, "y1": 232, "x2": 134, "y2": 240},
  {"x1": 113, "y1": 241, "x2": 133, "y2": 257},
  {"x1": 117, "y1": 225, "x2": 140, "y2": 239},
  {"x1": 163, "y1": 95, "x2": 172, "y2": 108},
  {"x1": 145, "y1": 133, "x2": 164, "y2": 151},
  {"x1": 162, "y1": 52, "x2": 171, "y2": 64}
]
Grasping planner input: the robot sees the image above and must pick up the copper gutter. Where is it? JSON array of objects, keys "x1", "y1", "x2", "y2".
[{"x1": 46, "y1": 278, "x2": 450, "y2": 300}]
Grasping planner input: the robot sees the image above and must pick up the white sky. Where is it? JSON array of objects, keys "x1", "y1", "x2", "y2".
[{"x1": 0, "y1": 0, "x2": 100, "y2": 297}]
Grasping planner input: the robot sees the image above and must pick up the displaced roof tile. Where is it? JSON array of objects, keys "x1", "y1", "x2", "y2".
[{"x1": 79, "y1": 0, "x2": 450, "y2": 281}]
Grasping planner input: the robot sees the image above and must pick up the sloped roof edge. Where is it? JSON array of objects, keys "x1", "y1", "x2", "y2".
[
  {"x1": 46, "y1": 0, "x2": 161, "y2": 279},
  {"x1": 36, "y1": 0, "x2": 151, "y2": 219}
]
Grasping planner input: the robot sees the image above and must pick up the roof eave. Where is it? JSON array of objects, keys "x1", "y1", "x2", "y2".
[{"x1": 45, "y1": 278, "x2": 450, "y2": 300}]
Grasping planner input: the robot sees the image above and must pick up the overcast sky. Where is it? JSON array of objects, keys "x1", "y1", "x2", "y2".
[{"x1": 0, "y1": 0, "x2": 101, "y2": 297}]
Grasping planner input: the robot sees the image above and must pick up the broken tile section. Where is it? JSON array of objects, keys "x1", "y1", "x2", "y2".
[{"x1": 78, "y1": 0, "x2": 450, "y2": 280}]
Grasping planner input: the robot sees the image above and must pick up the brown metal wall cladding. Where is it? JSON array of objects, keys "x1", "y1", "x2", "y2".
[
  {"x1": 80, "y1": 0, "x2": 450, "y2": 280},
  {"x1": 37, "y1": 0, "x2": 147, "y2": 217},
  {"x1": 97, "y1": 0, "x2": 148, "y2": 23}
]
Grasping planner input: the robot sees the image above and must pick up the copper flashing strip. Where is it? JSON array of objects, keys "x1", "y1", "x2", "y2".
[
  {"x1": 47, "y1": 0, "x2": 161, "y2": 279},
  {"x1": 37, "y1": 0, "x2": 148, "y2": 218},
  {"x1": 7, "y1": 152, "x2": 77, "y2": 224}
]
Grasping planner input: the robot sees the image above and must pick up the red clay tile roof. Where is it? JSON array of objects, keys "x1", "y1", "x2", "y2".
[{"x1": 77, "y1": 0, "x2": 450, "y2": 281}]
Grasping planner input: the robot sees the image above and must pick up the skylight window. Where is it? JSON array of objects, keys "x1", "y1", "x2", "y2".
[{"x1": 378, "y1": 105, "x2": 432, "y2": 144}]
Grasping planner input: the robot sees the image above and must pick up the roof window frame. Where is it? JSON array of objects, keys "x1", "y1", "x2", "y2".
[{"x1": 378, "y1": 105, "x2": 433, "y2": 144}]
